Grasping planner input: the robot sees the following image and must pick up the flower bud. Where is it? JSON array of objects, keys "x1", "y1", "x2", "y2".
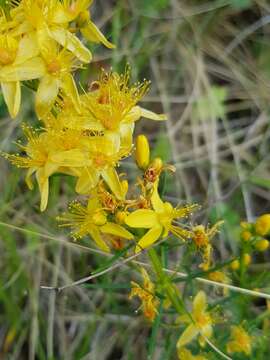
[
  {"x1": 255, "y1": 239, "x2": 269, "y2": 252},
  {"x1": 135, "y1": 135, "x2": 150, "y2": 170},
  {"x1": 92, "y1": 212, "x2": 107, "y2": 226},
  {"x1": 243, "y1": 253, "x2": 251, "y2": 266},
  {"x1": 115, "y1": 211, "x2": 127, "y2": 224},
  {"x1": 241, "y1": 230, "x2": 252, "y2": 242},
  {"x1": 255, "y1": 214, "x2": 270, "y2": 236},
  {"x1": 230, "y1": 259, "x2": 240, "y2": 271}
]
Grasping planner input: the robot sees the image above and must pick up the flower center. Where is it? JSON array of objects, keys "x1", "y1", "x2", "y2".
[{"x1": 47, "y1": 59, "x2": 61, "y2": 74}]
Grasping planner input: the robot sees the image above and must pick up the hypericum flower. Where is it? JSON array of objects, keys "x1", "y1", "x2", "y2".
[
  {"x1": 125, "y1": 181, "x2": 196, "y2": 252},
  {"x1": 177, "y1": 348, "x2": 206, "y2": 360},
  {"x1": 11, "y1": 0, "x2": 92, "y2": 63},
  {"x1": 226, "y1": 325, "x2": 252, "y2": 356},
  {"x1": 192, "y1": 221, "x2": 223, "y2": 268},
  {"x1": 135, "y1": 134, "x2": 150, "y2": 170},
  {"x1": 2, "y1": 125, "x2": 60, "y2": 211},
  {"x1": 80, "y1": 68, "x2": 166, "y2": 140},
  {"x1": 177, "y1": 291, "x2": 213, "y2": 348},
  {"x1": 57, "y1": 197, "x2": 134, "y2": 252},
  {"x1": 129, "y1": 267, "x2": 159, "y2": 321},
  {"x1": 255, "y1": 214, "x2": 270, "y2": 236},
  {"x1": 35, "y1": 34, "x2": 80, "y2": 118},
  {"x1": 52, "y1": 134, "x2": 128, "y2": 199},
  {"x1": 0, "y1": 32, "x2": 45, "y2": 117}
]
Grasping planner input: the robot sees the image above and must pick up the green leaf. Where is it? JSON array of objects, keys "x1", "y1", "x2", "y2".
[
  {"x1": 192, "y1": 86, "x2": 227, "y2": 121},
  {"x1": 249, "y1": 176, "x2": 270, "y2": 189}
]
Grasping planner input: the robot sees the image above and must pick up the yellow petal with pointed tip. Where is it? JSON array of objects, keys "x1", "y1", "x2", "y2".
[
  {"x1": 151, "y1": 180, "x2": 165, "y2": 213},
  {"x1": 36, "y1": 169, "x2": 49, "y2": 212},
  {"x1": 81, "y1": 21, "x2": 115, "y2": 48},
  {"x1": 101, "y1": 222, "x2": 134, "y2": 240},
  {"x1": 1, "y1": 81, "x2": 21, "y2": 118},
  {"x1": 0, "y1": 57, "x2": 46, "y2": 82},
  {"x1": 101, "y1": 167, "x2": 123, "y2": 200},
  {"x1": 76, "y1": 168, "x2": 99, "y2": 194},
  {"x1": 140, "y1": 107, "x2": 167, "y2": 121},
  {"x1": 135, "y1": 226, "x2": 163, "y2": 253},
  {"x1": 50, "y1": 26, "x2": 92, "y2": 63},
  {"x1": 25, "y1": 167, "x2": 35, "y2": 190},
  {"x1": 89, "y1": 226, "x2": 110, "y2": 253},
  {"x1": 61, "y1": 73, "x2": 81, "y2": 113},
  {"x1": 35, "y1": 74, "x2": 60, "y2": 118},
  {"x1": 14, "y1": 33, "x2": 39, "y2": 64},
  {"x1": 51, "y1": 150, "x2": 91, "y2": 167},
  {"x1": 125, "y1": 209, "x2": 158, "y2": 228},
  {"x1": 177, "y1": 324, "x2": 199, "y2": 348},
  {"x1": 193, "y1": 291, "x2": 207, "y2": 318}
]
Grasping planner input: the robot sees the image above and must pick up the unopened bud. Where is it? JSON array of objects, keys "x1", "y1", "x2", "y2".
[
  {"x1": 243, "y1": 253, "x2": 251, "y2": 266},
  {"x1": 241, "y1": 230, "x2": 252, "y2": 242},
  {"x1": 230, "y1": 260, "x2": 240, "y2": 271},
  {"x1": 115, "y1": 211, "x2": 127, "y2": 224},
  {"x1": 255, "y1": 214, "x2": 270, "y2": 236},
  {"x1": 135, "y1": 135, "x2": 150, "y2": 170},
  {"x1": 255, "y1": 239, "x2": 269, "y2": 252}
]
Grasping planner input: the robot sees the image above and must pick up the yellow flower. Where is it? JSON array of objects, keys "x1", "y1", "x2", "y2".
[
  {"x1": 35, "y1": 33, "x2": 80, "y2": 118},
  {"x1": 135, "y1": 134, "x2": 150, "y2": 170},
  {"x1": 52, "y1": 134, "x2": 128, "y2": 199},
  {"x1": 0, "y1": 32, "x2": 45, "y2": 117},
  {"x1": 57, "y1": 196, "x2": 134, "y2": 252},
  {"x1": 192, "y1": 221, "x2": 223, "y2": 268},
  {"x1": 125, "y1": 181, "x2": 196, "y2": 252},
  {"x1": 129, "y1": 267, "x2": 159, "y2": 321},
  {"x1": 177, "y1": 348, "x2": 206, "y2": 360},
  {"x1": 11, "y1": 0, "x2": 92, "y2": 63},
  {"x1": 52, "y1": 0, "x2": 115, "y2": 50},
  {"x1": 226, "y1": 325, "x2": 252, "y2": 355},
  {"x1": 255, "y1": 214, "x2": 270, "y2": 236},
  {"x1": 177, "y1": 291, "x2": 213, "y2": 348},
  {"x1": 2, "y1": 125, "x2": 59, "y2": 211}
]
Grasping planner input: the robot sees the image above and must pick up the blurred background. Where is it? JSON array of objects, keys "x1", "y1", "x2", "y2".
[{"x1": 1, "y1": 0, "x2": 270, "y2": 359}]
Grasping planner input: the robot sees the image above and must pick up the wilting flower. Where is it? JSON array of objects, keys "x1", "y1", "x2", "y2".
[
  {"x1": 177, "y1": 291, "x2": 213, "y2": 348},
  {"x1": 57, "y1": 196, "x2": 134, "y2": 252},
  {"x1": 129, "y1": 267, "x2": 159, "y2": 321},
  {"x1": 125, "y1": 181, "x2": 196, "y2": 252},
  {"x1": 192, "y1": 221, "x2": 223, "y2": 268},
  {"x1": 177, "y1": 348, "x2": 207, "y2": 360},
  {"x1": 226, "y1": 325, "x2": 252, "y2": 356}
]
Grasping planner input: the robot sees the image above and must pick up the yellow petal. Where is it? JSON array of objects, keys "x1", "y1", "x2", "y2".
[
  {"x1": 125, "y1": 209, "x2": 158, "y2": 228},
  {"x1": 36, "y1": 169, "x2": 49, "y2": 212},
  {"x1": 14, "y1": 33, "x2": 39, "y2": 64},
  {"x1": 76, "y1": 168, "x2": 99, "y2": 194},
  {"x1": 60, "y1": 73, "x2": 81, "y2": 113},
  {"x1": 151, "y1": 180, "x2": 165, "y2": 213},
  {"x1": 101, "y1": 167, "x2": 123, "y2": 200},
  {"x1": 123, "y1": 106, "x2": 142, "y2": 123},
  {"x1": 35, "y1": 75, "x2": 60, "y2": 118},
  {"x1": 135, "y1": 226, "x2": 163, "y2": 253},
  {"x1": 25, "y1": 167, "x2": 35, "y2": 190},
  {"x1": 89, "y1": 226, "x2": 110, "y2": 253},
  {"x1": 49, "y1": 26, "x2": 92, "y2": 63},
  {"x1": 81, "y1": 21, "x2": 115, "y2": 48},
  {"x1": 139, "y1": 107, "x2": 167, "y2": 121},
  {"x1": 50, "y1": 150, "x2": 91, "y2": 167},
  {"x1": 101, "y1": 222, "x2": 134, "y2": 240},
  {"x1": 0, "y1": 57, "x2": 46, "y2": 82},
  {"x1": 193, "y1": 291, "x2": 207, "y2": 317},
  {"x1": 1, "y1": 81, "x2": 21, "y2": 118},
  {"x1": 177, "y1": 324, "x2": 199, "y2": 348}
]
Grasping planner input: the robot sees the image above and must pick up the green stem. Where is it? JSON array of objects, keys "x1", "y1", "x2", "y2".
[{"x1": 148, "y1": 247, "x2": 184, "y2": 315}]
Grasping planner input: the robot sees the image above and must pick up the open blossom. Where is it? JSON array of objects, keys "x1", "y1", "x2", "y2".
[
  {"x1": 125, "y1": 180, "x2": 196, "y2": 252},
  {"x1": 177, "y1": 291, "x2": 213, "y2": 348},
  {"x1": 129, "y1": 267, "x2": 159, "y2": 321},
  {"x1": 226, "y1": 325, "x2": 252, "y2": 356},
  {"x1": 57, "y1": 196, "x2": 134, "y2": 252},
  {"x1": 0, "y1": 32, "x2": 45, "y2": 117}
]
